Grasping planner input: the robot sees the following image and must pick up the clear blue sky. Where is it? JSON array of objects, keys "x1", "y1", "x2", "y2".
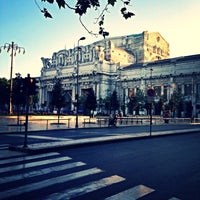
[{"x1": 0, "y1": 0, "x2": 200, "y2": 79}]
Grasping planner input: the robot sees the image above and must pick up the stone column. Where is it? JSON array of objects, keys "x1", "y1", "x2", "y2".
[
  {"x1": 193, "y1": 81, "x2": 197, "y2": 117},
  {"x1": 124, "y1": 87, "x2": 129, "y2": 116},
  {"x1": 161, "y1": 85, "x2": 164, "y2": 96}
]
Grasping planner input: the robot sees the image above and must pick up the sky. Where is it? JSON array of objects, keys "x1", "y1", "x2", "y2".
[{"x1": 0, "y1": 0, "x2": 200, "y2": 79}]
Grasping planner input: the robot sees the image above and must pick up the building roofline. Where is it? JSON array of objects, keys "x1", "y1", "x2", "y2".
[
  {"x1": 123, "y1": 54, "x2": 200, "y2": 70},
  {"x1": 92, "y1": 32, "x2": 144, "y2": 45}
]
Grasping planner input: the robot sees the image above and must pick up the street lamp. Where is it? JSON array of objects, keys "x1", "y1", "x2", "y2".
[
  {"x1": 75, "y1": 37, "x2": 86, "y2": 128},
  {"x1": 0, "y1": 42, "x2": 25, "y2": 115},
  {"x1": 149, "y1": 68, "x2": 154, "y2": 136}
]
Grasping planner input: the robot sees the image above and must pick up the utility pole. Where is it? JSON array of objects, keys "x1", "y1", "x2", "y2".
[
  {"x1": 0, "y1": 42, "x2": 25, "y2": 115},
  {"x1": 75, "y1": 37, "x2": 86, "y2": 128},
  {"x1": 147, "y1": 68, "x2": 155, "y2": 136},
  {"x1": 23, "y1": 74, "x2": 30, "y2": 148}
]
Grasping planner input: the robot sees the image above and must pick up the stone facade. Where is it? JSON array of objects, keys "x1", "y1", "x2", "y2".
[
  {"x1": 121, "y1": 55, "x2": 200, "y2": 116},
  {"x1": 38, "y1": 31, "x2": 200, "y2": 117},
  {"x1": 143, "y1": 31, "x2": 170, "y2": 61}
]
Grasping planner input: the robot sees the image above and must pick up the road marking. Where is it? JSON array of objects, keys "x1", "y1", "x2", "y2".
[
  {"x1": 105, "y1": 184, "x2": 155, "y2": 200},
  {"x1": 7, "y1": 134, "x2": 72, "y2": 141},
  {"x1": 27, "y1": 135, "x2": 73, "y2": 141},
  {"x1": 0, "y1": 156, "x2": 72, "y2": 174},
  {"x1": 0, "y1": 152, "x2": 59, "y2": 165},
  {"x1": 45, "y1": 175, "x2": 125, "y2": 200},
  {"x1": 0, "y1": 167, "x2": 102, "y2": 199},
  {"x1": 0, "y1": 150, "x2": 25, "y2": 158},
  {"x1": 0, "y1": 144, "x2": 8, "y2": 150},
  {"x1": 0, "y1": 161, "x2": 86, "y2": 184}
]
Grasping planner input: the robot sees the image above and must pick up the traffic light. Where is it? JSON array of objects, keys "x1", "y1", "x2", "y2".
[
  {"x1": 28, "y1": 78, "x2": 38, "y2": 95},
  {"x1": 23, "y1": 76, "x2": 39, "y2": 96}
]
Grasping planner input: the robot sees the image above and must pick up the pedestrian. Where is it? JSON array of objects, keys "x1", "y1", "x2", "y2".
[{"x1": 108, "y1": 114, "x2": 117, "y2": 127}]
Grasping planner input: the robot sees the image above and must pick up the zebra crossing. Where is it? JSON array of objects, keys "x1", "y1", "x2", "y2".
[
  {"x1": 0, "y1": 144, "x2": 8, "y2": 150},
  {"x1": 0, "y1": 152, "x2": 183, "y2": 200}
]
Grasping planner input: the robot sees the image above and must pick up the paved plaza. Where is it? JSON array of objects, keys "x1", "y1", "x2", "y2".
[{"x1": 0, "y1": 115, "x2": 197, "y2": 134}]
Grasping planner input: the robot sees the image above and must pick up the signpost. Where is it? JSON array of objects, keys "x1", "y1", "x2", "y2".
[
  {"x1": 147, "y1": 88, "x2": 155, "y2": 136},
  {"x1": 23, "y1": 74, "x2": 38, "y2": 148},
  {"x1": 23, "y1": 74, "x2": 30, "y2": 148}
]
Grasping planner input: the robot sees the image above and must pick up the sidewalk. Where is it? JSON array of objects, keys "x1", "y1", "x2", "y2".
[
  {"x1": 0, "y1": 115, "x2": 196, "y2": 134},
  {"x1": 0, "y1": 115, "x2": 151, "y2": 134},
  {"x1": 8, "y1": 124, "x2": 200, "y2": 154}
]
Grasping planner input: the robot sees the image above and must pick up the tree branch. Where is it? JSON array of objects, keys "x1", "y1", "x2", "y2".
[
  {"x1": 79, "y1": 16, "x2": 99, "y2": 37},
  {"x1": 65, "y1": 0, "x2": 75, "y2": 10},
  {"x1": 34, "y1": 0, "x2": 42, "y2": 11},
  {"x1": 93, "y1": 3, "x2": 109, "y2": 24},
  {"x1": 34, "y1": 0, "x2": 135, "y2": 38}
]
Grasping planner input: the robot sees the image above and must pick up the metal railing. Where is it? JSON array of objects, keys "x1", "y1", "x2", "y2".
[
  {"x1": 83, "y1": 116, "x2": 200, "y2": 128},
  {"x1": 19, "y1": 118, "x2": 72, "y2": 132},
  {"x1": 1, "y1": 116, "x2": 199, "y2": 133}
]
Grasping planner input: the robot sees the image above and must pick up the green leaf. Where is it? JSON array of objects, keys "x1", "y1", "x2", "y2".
[
  {"x1": 99, "y1": 27, "x2": 103, "y2": 35},
  {"x1": 75, "y1": 1, "x2": 91, "y2": 15},
  {"x1": 125, "y1": 12, "x2": 135, "y2": 19},
  {"x1": 121, "y1": 7, "x2": 126, "y2": 13},
  {"x1": 89, "y1": 0, "x2": 100, "y2": 7},
  {"x1": 103, "y1": 31, "x2": 109, "y2": 38},
  {"x1": 46, "y1": 0, "x2": 54, "y2": 3},
  {"x1": 124, "y1": 1, "x2": 130, "y2": 5},
  {"x1": 56, "y1": 0, "x2": 66, "y2": 9},
  {"x1": 108, "y1": 0, "x2": 117, "y2": 6},
  {"x1": 99, "y1": 20, "x2": 104, "y2": 26},
  {"x1": 41, "y1": 8, "x2": 53, "y2": 18}
]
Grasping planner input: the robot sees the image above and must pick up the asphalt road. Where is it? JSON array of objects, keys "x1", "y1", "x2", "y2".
[
  {"x1": 58, "y1": 132, "x2": 200, "y2": 200},
  {"x1": 0, "y1": 131, "x2": 200, "y2": 199}
]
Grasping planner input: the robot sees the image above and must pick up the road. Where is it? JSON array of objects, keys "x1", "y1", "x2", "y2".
[{"x1": 0, "y1": 131, "x2": 200, "y2": 199}]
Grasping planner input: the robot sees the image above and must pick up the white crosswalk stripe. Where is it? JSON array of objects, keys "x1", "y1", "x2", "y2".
[
  {"x1": 0, "y1": 168, "x2": 102, "y2": 199},
  {"x1": 0, "y1": 152, "x2": 59, "y2": 165},
  {"x1": 0, "y1": 155, "x2": 72, "y2": 174},
  {"x1": 0, "y1": 150, "x2": 25, "y2": 158},
  {"x1": 0, "y1": 161, "x2": 86, "y2": 184},
  {"x1": 0, "y1": 144, "x2": 8, "y2": 150},
  {"x1": 105, "y1": 184, "x2": 155, "y2": 200},
  {"x1": 45, "y1": 175, "x2": 125, "y2": 200},
  {"x1": 0, "y1": 152, "x2": 184, "y2": 200}
]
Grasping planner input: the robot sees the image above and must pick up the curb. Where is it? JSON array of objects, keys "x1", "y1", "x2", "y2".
[{"x1": 9, "y1": 128, "x2": 200, "y2": 154}]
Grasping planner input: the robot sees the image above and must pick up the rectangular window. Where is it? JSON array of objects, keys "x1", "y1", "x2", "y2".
[
  {"x1": 163, "y1": 85, "x2": 168, "y2": 99},
  {"x1": 177, "y1": 84, "x2": 182, "y2": 94},
  {"x1": 197, "y1": 84, "x2": 200, "y2": 99},
  {"x1": 184, "y1": 84, "x2": 192, "y2": 96},
  {"x1": 154, "y1": 86, "x2": 161, "y2": 96}
]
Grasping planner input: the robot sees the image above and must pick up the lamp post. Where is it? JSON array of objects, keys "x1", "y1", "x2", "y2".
[
  {"x1": 148, "y1": 68, "x2": 154, "y2": 136},
  {"x1": 0, "y1": 42, "x2": 25, "y2": 115},
  {"x1": 75, "y1": 37, "x2": 86, "y2": 128}
]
